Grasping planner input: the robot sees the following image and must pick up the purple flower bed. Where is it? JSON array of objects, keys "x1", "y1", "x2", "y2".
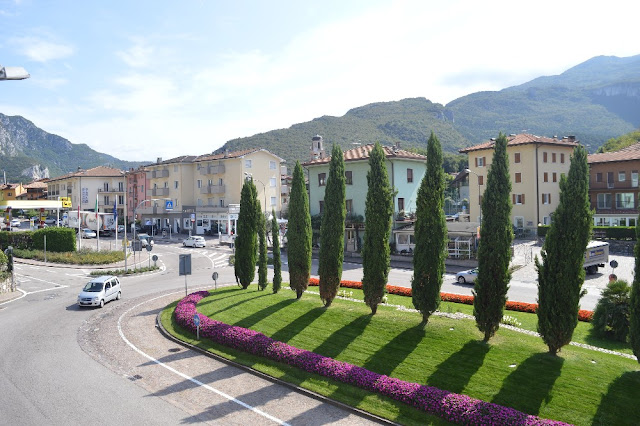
[{"x1": 175, "y1": 291, "x2": 570, "y2": 426}]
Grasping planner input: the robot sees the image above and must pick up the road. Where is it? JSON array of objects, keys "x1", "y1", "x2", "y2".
[{"x1": 1, "y1": 236, "x2": 629, "y2": 424}]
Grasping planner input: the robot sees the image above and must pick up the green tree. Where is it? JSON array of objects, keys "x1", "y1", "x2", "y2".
[
  {"x1": 271, "y1": 209, "x2": 282, "y2": 294},
  {"x1": 288, "y1": 161, "x2": 312, "y2": 299},
  {"x1": 362, "y1": 142, "x2": 393, "y2": 314},
  {"x1": 592, "y1": 280, "x2": 631, "y2": 342},
  {"x1": 235, "y1": 178, "x2": 258, "y2": 289},
  {"x1": 535, "y1": 145, "x2": 593, "y2": 355},
  {"x1": 318, "y1": 144, "x2": 347, "y2": 307},
  {"x1": 257, "y1": 209, "x2": 268, "y2": 291},
  {"x1": 630, "y1": 206, "x2": 640, "y2": 362},
  {"x1": 412, "y1": 132, "x2": 448, "y2": 324},
  {"x1": 473, "y1": 133, "x2": 513, "y2": 342}
]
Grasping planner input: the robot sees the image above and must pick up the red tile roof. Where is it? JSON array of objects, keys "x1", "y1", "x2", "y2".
[
  {"x1": 48, "y1": 166, "x2": 125, "y2": 181},
  {"x1": 587, "y1": 142, "x2": 640, "y2": 164},
  {"x1": 303, "y1": 144, "x2": 426, "y2": 166},
  {"x1": 194, "y1": 148, "x2": 283, "y2": 163},
  {"x1": 459, "y1": 134, "x2": 579, "y2": 153}
]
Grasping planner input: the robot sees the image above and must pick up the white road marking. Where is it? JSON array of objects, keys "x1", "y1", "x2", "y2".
[
  {"x1": 116, "y1": 293, "x2": 290, "y2": 425},
  {"x1": 0, "y1": 288, "x2": 27, "y2": 305}
]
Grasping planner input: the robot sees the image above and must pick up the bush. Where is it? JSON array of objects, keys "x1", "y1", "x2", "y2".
[
  {"x1": 592, "y1": 280, "x2": 631, "y2": 342},
  {"x1": 31, "y1": 227, "x2": 76, "y2": 252}
]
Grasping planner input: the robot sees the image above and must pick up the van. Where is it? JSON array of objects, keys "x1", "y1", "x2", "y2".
[{"x1": 77, "y1": 275, "x2": 122, "y2": 308}]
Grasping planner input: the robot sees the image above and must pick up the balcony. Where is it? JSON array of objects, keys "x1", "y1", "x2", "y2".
[
  {"x1": 199, "y1": 164, "x2": 226, "y2": 176},
  {"x1": 281, "y1": 184, "x2": 290, "y2": 195},
  {"x1": 151, "y1": 188, "x2": 170, "y2": 196},
  {"x1": 98, "y1": 188, "x2": 124, "y2": 194},
  {"x1": 151, "y1": 169, "x2": 169, "y2": 178},
  {"x1": 200, "y1": 184, "x2": 225, "y2": 195}
]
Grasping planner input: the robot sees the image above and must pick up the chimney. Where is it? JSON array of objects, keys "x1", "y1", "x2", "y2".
[
  {"x1": 567, "y1": 135, "x2": 576, "y2": 142},
  {"x1": 224, "y1": 149, "x2": 229, "y2": 158},
  {"x1": 156, "y1": 157, "x2": 162, "y2": 164},
  {"x1": 395, "y1": 141, "x2": 401, "y2": 149}
]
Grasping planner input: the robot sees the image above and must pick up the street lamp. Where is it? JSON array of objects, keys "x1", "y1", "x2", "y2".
[
  {"x1": 244, "y1": 172, "x2": 267, "y2": 215},
  {"x1": 0, "y1": 65, "x2": 30, "y2": 80},
  {"x1": 465, "y1": 168, "x2": 482, "y2": 224}
]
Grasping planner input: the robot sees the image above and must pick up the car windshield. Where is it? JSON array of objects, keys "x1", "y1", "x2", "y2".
[{"x1": 83, "y1": 282, "x2": 104, "y2": 292}]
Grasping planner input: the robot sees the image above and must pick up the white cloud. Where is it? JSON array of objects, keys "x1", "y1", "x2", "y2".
[
  {"x1": 10, "y1": 36, "x2": 74, "y2": 62},
  {"x1": 116, "y1": 39, "x2": 155, "y2": 68}
]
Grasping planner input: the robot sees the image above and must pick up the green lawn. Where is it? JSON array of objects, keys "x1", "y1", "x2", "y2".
[{"x1": 161, "y1": 285, "x2": 640, "y2": 426}]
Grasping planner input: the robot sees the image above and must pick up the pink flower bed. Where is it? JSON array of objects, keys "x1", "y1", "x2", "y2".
[{"x1": 175, "y1": 291, "x2": 569, "y2": 426}]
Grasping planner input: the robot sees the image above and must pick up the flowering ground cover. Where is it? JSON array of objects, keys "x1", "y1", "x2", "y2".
[{"x1": 162, "y1": 286, "x2": 640, "y2": 425}]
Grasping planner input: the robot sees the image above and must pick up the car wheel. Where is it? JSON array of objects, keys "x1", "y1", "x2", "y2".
[
  {"x1": 116, "y1": 292, "x2": 121, "y2": 300},
  {"x1": 99, "y1": 299, "x2": 105, "y2": 308},
  {"x1": 457, "y1": 276, "x2": 466, "y2": 284},
  {"x1": 183, "y1": 242, "x2": 186, "y2": 247}
]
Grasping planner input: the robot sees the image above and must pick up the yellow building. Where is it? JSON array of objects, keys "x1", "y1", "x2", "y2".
[
  {"x1": 460, "y1": 134, "x2": 579, "y2": 235},
  {"x1": 0, "y1": 183, "x2": 25, "y2": 201}
]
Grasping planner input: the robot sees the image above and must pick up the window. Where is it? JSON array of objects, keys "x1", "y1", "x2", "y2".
[
  {"x1": 514, "y1": 153, "x2": 521, "y2": 163},
  {"x1": 543, "y1": 152, "x2": 548, "y2": 163},
  {"x1": 219, "y1": 178, "x2": 223, "y2": 186},
  {"x1": 345, "y1": 171, "x2": 353, "y2": 185},
  {"x1": 544, "y1": 172, "x2": 548, "y2": 183},
  {"x1": 608, "y1": 172, "x2": 614, "y2": 188},
  {"x1": 476, "y1": 157, "x2": 486, "y2": 167},
  {"x1": 174, "y1": 181, "x2": 179, "y2": 189},
  {"x1": 398, "y1": 198, "x2": 405, "y2": 212},
  {"x1": 553, "y1": 173, "x2": 557, "y2": 183},
  {"x1": 515, "y1": 173, "x2": 521, "y2": 183},
  {"x1": 318, "y1": 173, "x2": 326, "y2": 186},
  {"x1": 197, "y1": 199, "x2": 202, "y2": 206},
  {"x1": 561, "y1": 153, "x2": 565, "y2": 163},
  {"x1": 270, "y1": 177, "x2": 277, "y2": 187},
  {"x1": 619, "y1": 171, "x2": 626, "y2": 182},
  {"x1": 512, "y1": 194, "x2": 525, "y2": 205},
  {"x1": 269, "y1": 160, "x2": 277, "y2": 170},
  {"x1": 407, "y1": 168, "x2": 413, "y2": 183},
  {"x1": 197, "y1": 180, "x2": 202, "y2": 188},
  {"x1": 596, "y1": 173, "x2": 603, "y2": 183},
  {"x1": 597, "y1": 193, "x2": 612, "y2": 209},
  {"x1": 103, "y1": 196, "x2": 109, "y2": 205},
  {"x1": 118, "y1": 195, "x2": 124, "y2": 205},
  {"x1": 319, "y1": 201, "x2": 324, "y2": 213},
  {"x1": 478, "y1": 175, "x2": 484, "y2": 185},
  {"x1": 208, "y1": 179, "x2": 213, "y2": 186},
  {"x1": 208, "y1": 198, "x2": 214, "y2": 206},
  {"x1": 271, "y1": 196, "x2": 277, "y2": 206},
  {"x1": 543, "y1": 216, "x2": 551, "y2": 225},
  {"x1": 542, "y1": 193, "x2": 551, "y2": 204},
  {"x1": 633, "y1": 171, "x2": 639, "y2": 188},
  {"x1": 118, "y1": 182, "x2": 124, "y2": 191},
  {"x1": 245, "y1": 159, "x2": 252, "y2": 168},
  {"x1": 103, "y1": 183, "x2": 109, "y2": 191},
  {"x1": 616, "y1": 193, "x2": 634, "y2": 209},
  {"x1": 219, "y1": 199, "x2": 225, "y2": 207},
  {"x1": 552, "y1": 153, "x2": 557, "y2": 163},
  {"x1": 164, "y1": 182, "x2": 168, "y2": 188},
  {"x1": 346, "y1": 199, "x2": 353, "y2": 214}
]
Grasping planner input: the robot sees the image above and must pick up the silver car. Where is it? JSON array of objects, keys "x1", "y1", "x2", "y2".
[
  {"x1": 456, "y1": 268, "x2": 478, "y2": 284},
  {"x1": 183, "y1": 236, "x2": 206, "y2": 248},
  {"x1": 77, "y1": 275, "x2": 121, "y2": 308}
]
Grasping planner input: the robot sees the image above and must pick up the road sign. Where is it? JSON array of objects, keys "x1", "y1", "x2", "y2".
[
  {"x1": 165, "y1": 200, "x2": 173, "y2": 211},
  {"x1": 152, "y1": 255, "x2": 158, "y2": 261},
  {"x1": 179, "y1": 254, "x2": 192, "y2": 275},
  {"x1": 132, "y1": 241, "x2": 142, "y2": 252},
  {"x1": 146, "y1": 244, "x2": 153, "y2": 252},
  {"x1": 193, "y1": 313, "x2": 200, "y2": 327},
  {"x1": 212, "y1": 271, "x2": 218, "y2": 281},
  {"x1": 190, "y1": 213, "x2": 196, "y2": 223},
  {"x1": 610, "y1": 260, "x2": 618, "y2": 269}
]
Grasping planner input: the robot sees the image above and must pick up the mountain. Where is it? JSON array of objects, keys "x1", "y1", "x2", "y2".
[
  {"x1": 0, "y1": 113, "x2": 147, "y2": 182},
  {"x1": 217, "y1": 54, "x2": 640, "y2": 166}
]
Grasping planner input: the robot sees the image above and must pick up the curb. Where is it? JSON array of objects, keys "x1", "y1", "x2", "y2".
[{"x1": 155, "y1": 312, "x2": 395, "y2": 425}]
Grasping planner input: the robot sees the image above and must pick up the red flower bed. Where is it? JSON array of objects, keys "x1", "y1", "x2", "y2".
[{"x1": 308, "y1": 279, "x2": 594, "y2": 322}]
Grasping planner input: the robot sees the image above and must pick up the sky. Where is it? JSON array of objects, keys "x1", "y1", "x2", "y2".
[{"x1": 1, "y1": 0, "x2": 639, "y2": 163}]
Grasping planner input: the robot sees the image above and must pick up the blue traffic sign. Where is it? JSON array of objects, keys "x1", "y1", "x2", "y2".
[
  {"x1": 193, "y1": 313, "x2": 200, "y2": 327},
  {"x1": 165, "y1": 200, "x2": 174, "y2": 211}
]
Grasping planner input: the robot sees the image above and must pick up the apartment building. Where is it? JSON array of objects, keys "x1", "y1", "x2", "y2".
[
  {"x1": 17, "y1": 180, "x2": 48, "y2": 200},
  {"x1": 460, "y1": 134, "x2": 579, "y2": 233},
  {"x1": 47, "y1": 166, "x2": 125, "y2": 217},
  {"x1": 587, "y1": 142, "x2": 640, "y2": 227},
  {"x1": 125, "y1": 166, "x2": 150, "y2": 223},
  {"x1": 143, "y1": 148, "x2": 283, "y2": 235}
]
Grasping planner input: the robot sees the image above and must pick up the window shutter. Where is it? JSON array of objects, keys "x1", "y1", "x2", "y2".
[
  {"x1": 549, "y1": 194, "x2": 551, "y2": 204},
  {"x1": 475, "y1": 157, "x2": 478, "y2": 167},
  {"x1": 483, "y1": 156, "x2": 486, "y2": 166},
  {"x1": 522, "y1": 194, "x2": 525, "y2": 204},
  {"x1": 512, "y1": 194, "x2": 516, "y2": 204}
]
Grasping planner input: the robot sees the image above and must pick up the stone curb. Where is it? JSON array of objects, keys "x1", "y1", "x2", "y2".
[{"x1": 155, "y1": 311, "x2": 395, "y2": 425}]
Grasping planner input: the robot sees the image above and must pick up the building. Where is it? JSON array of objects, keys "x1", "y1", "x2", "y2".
[
  {"x1": 125, "y1": 166, "x2": 150, "y2": 223},
  {"x1": 587, "y1": 142, "x2": 640, "y2": 227},
  {"x1": 16, "y1": 180, "x2": 48, "y2": 200},
  {"x1": 304, "y1": 137, "x2": 427, "y2": 251},
  {"x1": 460, "y1": 134, "x2": 579, "y2": 234},
  {"x1": 0, "y1": 183, "x2": 26, "y2": 201},
  {"x1": 47, "y1": 166, "x2": 125, "y2": 218},
  {"x1": 142, "y1": 148, "x2": 284, "y2": 236}
]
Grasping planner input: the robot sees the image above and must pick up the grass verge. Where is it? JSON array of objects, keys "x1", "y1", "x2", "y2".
[
  {"x1": 161, "y1": 285, "x2": 640, "y2": 426},
  {"x1": 13, "y1": 248, "x2": 124, "y2": 264}
]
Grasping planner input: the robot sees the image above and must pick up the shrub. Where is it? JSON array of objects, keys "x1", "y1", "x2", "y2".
[{"x1": 592, "y1": 280, "x2": 631, "y2": 342}]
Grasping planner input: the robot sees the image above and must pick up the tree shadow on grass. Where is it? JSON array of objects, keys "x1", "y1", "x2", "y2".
[
  {"x1": 363, "y1": 324, "x2": 425, "y2": 377},
  {"x1": 208, "y1": 292, "x2": 272, "y2": 318},
  {"x1": 592, "y1": 371, "x2": 640, "y2": 426},
  {"x1": 313, "y1": 315, "x2": 372, "y2": 359},
  {"x1": 233, "y1": 297, "x2": 297, "y2": 329},
  {"x1": 270, "y1": 306, "x2": 326, "y2": 343},
  {"x1": 492, "y1": 352, "x2": 564, "y2": 416},
  {"x1": 427, "y1": 340, "x2": 490, "y2": 394},
  {"x1": 583, "y1": 327, "x2": 632, "y2": 354}
]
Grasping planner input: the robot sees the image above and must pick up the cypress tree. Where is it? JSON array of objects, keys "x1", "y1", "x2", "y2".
[
  {"x1": 318, "y1": 144, "x2": 347, "y2": 307},
  {"x1": 535, "y1": 145, "x2": 592, "y2": 355},
  {"x1": 473, "y1": 133, "x2": 513, "y2": 342},
  {"x1": 629, "y1": 204, "x2": 640, "y2": 362},
  {"x1": 412, "y1": 132, "x2": 447, "y2": 325},
  {"x1": 235, "y1": 178, "x2": 258, "y2": 289},
  {"x1": 271, "y1": 208, "x2": 282, "y2": 294},
  {"x1": 258, "y1": 207, "x2": 268, "y2": 291},
  {"x1": 288, "y1": 161, "x2": 312, "y2": 299},
  {"x1": 362, "y1": 142, "x2": 393, "y2": 315}
]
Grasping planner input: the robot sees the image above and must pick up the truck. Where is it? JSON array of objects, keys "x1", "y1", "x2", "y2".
[
  {"x1": 584, "y1": 240, "x2": 609, "y2": 274},
  {"x1": 64, "y1": 210, "x2": 116, "y2": 232}
]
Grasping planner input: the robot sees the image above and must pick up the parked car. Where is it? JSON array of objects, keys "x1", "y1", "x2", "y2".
[
  {"x1": 10, "y1": 218, "x2": 21, "y2": 228},
  {"x1": 183, "y1": 235, "x2": 206, "y2": 248},
  {"x1": 456, "y1": 268, "x2": 478, "y2": 284},
  {"x1": 99, "y1": 228, "x2": 113, "y2": 237},
  {"x1": 44, "y1": 217, "x2": 57, "y2": 224},
  {"x1": 137, "y1": 233, "x2": 153, "y2": 247},
  {"x1": 77, "y1": 275, "x2": 121, "y2": 308},
  {"x1": 81, "y1": 228, "x2": 97, "y2": 238}
]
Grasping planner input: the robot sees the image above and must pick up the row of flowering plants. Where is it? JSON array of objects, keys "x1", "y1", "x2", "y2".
[
  {"x1": 174, "y1": 291, "x2": 570, "y2": 426},
  {"x1": 307, "y1": 278, "x2": 594, "y2": 322}
]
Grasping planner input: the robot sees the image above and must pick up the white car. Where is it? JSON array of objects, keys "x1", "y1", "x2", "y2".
[
  {"x1": 81, "y1": 228, "x2": 97, "y2": 238},
  {"x1": 183, "y1": 236, "x2": 206, "y2": 248},
  {"x1": 10, "y1": 218, "x2": 21, "y2": 228},
  {"x1": 77, "y1": 275, "x2": 121, "y2": 308},
  {"x1": 456, "y1": 268, "x2": 478, "y2": 284}
]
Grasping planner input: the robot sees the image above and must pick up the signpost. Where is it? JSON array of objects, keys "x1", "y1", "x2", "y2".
[
  {"x1": 179, "y1": 254, "x2": 192, "y2": 296},
  {"x1": 212, "y1": 271, "x2": 218, "y2": 290},
  {"x1": 193, "y1": 313, "x2": 200, "y2": 340}
]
